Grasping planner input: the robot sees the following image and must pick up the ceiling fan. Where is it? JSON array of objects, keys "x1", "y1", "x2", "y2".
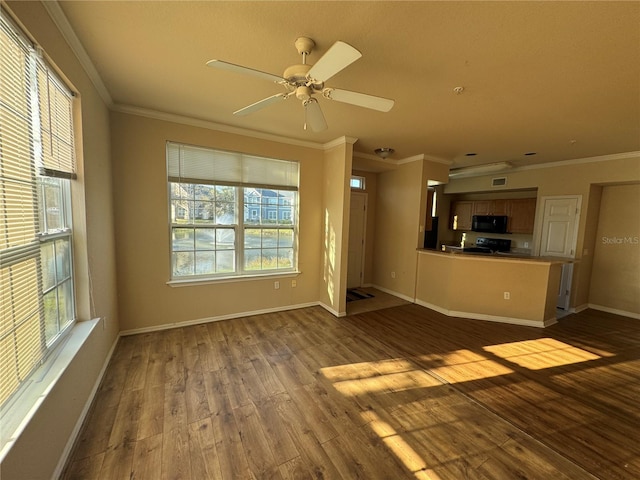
[{"x1": 206, "y1": 37, "x2": 394, "y2": 132}]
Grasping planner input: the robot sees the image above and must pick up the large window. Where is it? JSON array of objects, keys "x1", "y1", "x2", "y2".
[
  {"x1": 167, "y1": 143, "x2": 299, "y2": 280},
  {"x1": 0, "y1": 12, "x2": 76, "y2": 409}
]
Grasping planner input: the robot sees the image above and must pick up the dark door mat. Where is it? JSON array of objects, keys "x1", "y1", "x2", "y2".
[{"x1": 346, "y1": 289, "x2": 375, "y2": 302}]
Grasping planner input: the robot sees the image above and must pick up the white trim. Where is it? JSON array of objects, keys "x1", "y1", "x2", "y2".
[
  {"x1": 371, "y1": 284, "x2": 415, "y2": 303},
  {"x1": 514, "y1": 150, "x2": 640, "y2": 172},
  {"x1": 318, "y1": 302, "x2": 347, "y2": 318},
  {"x1": 352, "y1": 152, "x2": 452, "y2": 168},
  {"x1": 0, "y1": 319, "x2": 100, "y2": 462},
  {"x1": 120, "y1": 302, "x2": 320, "y2": 336},
  {"x1": 587, "y1": 304, "x2": 640, "y2": 320},
  {"x1": 323, "y1": 136, "x2": 358, "y2": 150},
  {"x1": 41, "y1": 1, "x2": 113, "y2": 106},
  {"x1": 450, "y1": 151, "x2": 640, "y2": 179},
  {"x1": 52, "y1": 327, "x2": 119, "y2": 479},
  {"x1": 167, "y1": 271, "x2": 300, "y2": 287},
  {"x1": 574, "y1": 303, "x2": 590, "y2": 313},
  {"x1": 414, "y1": 299, "x2": 557, "y2": 328},
  {"x1": 113, "y1": 104, "x2": 326, "y2": 150}
]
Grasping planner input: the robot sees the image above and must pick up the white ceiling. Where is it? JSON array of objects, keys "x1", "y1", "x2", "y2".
[{"x1": 56, "y1": 1, "x2": 640, "y2": 171}]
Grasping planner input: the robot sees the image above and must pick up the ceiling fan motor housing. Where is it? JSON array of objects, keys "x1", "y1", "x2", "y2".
[{"x1": 283, "y1": 64, "x2": 324, "y2": 91}]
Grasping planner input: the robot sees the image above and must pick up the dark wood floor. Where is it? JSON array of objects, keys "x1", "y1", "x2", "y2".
[{"x1": 62, "y1": 304, "x2": 640, "y2": 479}]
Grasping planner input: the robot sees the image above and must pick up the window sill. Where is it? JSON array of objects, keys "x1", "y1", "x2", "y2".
[
  {"x1": 167, "y1": 271, "x2": 301, "y2": 288},
  {"x1": 0, "y1": 318, "x2": 99, "y2": 462}
]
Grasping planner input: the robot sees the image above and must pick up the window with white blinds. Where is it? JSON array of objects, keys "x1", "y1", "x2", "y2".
[
  {"x1": 0, "y1": 11, "x2": 76, "y2": 410},
  {"x1": 167, "y1": 142, "x2": 299, "y2": 279}
]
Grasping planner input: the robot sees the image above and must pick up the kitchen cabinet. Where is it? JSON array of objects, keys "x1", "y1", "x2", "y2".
[
  {"x1": 507, "y1": 198, "x2": 537, "y2": 234},
  {"x1": 450, "y1": 201, "x2": 473, "y2": 230},
  {"x1": 473, "y1": 199, "x2": 509, "y2": 215}
]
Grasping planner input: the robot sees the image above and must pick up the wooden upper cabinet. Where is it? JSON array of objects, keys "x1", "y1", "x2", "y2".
[
  {"x1": 450, "y1": 201, "x2": 474, "y2": 230},
  {"x1": 507, "y1": 198, "x2": 537, "y2": 233},
  {"x1": 473, "y1": 199, "x2": 509, "y2": 215}
]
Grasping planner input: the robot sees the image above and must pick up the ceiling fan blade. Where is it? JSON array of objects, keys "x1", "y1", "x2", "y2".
[
  {"x1": 206, "y1": 59, "x2": 285, "y2": 84},
  {"x1": 234, "y1": 93, "x2": 289, "y2": 116},
  {"x1": 306, "y1": 41, "x2": 362, "y2": 83},
  {"x1": 323, "y1": 88, "x2": 394, "y2": 112},
  {"x1": 304, "y1": 98, "x2": 327, "y2": 132}
]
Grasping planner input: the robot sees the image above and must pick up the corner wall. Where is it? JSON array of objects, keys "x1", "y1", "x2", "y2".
[
  {"x1": 589, "y1": 183, "x2": 640, "y2": 315},
  {"x1": 319, "y1": 139, "x2": 354, "y2": 315},
  {"x1": 372, "y1": 159, "x2": 449, "y2": 300}
]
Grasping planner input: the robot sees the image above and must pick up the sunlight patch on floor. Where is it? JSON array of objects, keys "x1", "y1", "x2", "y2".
[
  {"x1": 332, "y1": 369, "x2": 441, "y2": 396},
  {"x1": 483, "y1": 338, "x2": 601, "y2": 370},
  {"x1": 366, "y1": 411, "x2": 442, "y2": 480},
  {"x1": 320, "y1": 358, "x2": 415, "y2": 382},
  {"x1": 416, "y1": 350, "x2": 515, "y2": 383}
]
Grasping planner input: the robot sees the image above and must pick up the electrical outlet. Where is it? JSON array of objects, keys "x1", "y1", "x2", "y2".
[
  {"x1": 291, "y1": 279, "x2": 297, "y2": 288},
  {"x1": 524, "y1": 242, "x2": 529, "y2": 248},
  {"x1": 274, "y1": 281, "x2": 280, "y2": 290},
  {"x1": 391, "y1": 271, "x2": 396, "y2": 279},
  {"x1": 504, "y1": 292, "x2": 510, "y2": 300}
]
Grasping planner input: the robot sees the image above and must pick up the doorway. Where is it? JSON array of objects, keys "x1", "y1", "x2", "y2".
[{"x1": 347, "y1": 192, "x2": 367, "y2": 289}]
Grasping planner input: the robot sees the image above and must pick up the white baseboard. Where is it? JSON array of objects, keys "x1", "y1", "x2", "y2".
[
  {"x1": 371, "y1": 284, "x2": 415, "y2": 303},
  {"x1": 573, "y1": 303, "x2": 589, "y2": 313},
  {"x1": 587, "y1": 304, "x2": 640, "y2": 320},
  {"x1": 120, "y1": 302, "x2": 321, "y2": 336},
  {"x1": 319, "y1": 302, "x2": 346, "y2": 318},
  {"x1": 54, "y1": 322, "x2": 119, "y2": 478},
  {"x1": 414, "y1": 299, "x2": 553, "y2": 328}
]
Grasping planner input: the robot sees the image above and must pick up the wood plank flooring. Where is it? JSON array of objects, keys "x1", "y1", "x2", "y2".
[{"x1": 62, "y1": 304, "x2": 640, "y2": 479}]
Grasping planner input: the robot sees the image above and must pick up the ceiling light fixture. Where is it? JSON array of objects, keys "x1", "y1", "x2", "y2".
[
  {"x1": 374, "y1": 147, "x2": 395, "y2": 159},
  {"x1": 449, "y1": 161, "x2": 512, "y2": 178}
]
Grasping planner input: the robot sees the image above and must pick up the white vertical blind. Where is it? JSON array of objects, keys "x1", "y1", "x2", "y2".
[{"x1": 0, "y1": 10, "x2": 76, "y2": 409}]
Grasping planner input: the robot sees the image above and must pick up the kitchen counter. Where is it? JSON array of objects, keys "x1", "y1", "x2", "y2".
[
  {"x1": 416, "y1": 249, "x2": 572, "y2": 327},
  {"x1": 421, "y1": 248, "x2": 575, "y2": 264}
]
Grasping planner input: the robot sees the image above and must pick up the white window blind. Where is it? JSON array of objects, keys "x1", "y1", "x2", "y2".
[
  {"x1": 167, "y1": 142, "x2": 299, "y2": 190},
  {"x1": 0, "y1": 11, "x2": 76, "y2": 409}
]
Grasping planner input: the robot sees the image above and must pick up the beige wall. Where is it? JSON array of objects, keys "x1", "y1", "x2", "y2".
[
  {"x1": 373, "y1": 159, "x2": 449, "y2": 299},
  {"x1": 589, "y1": 184, "x2": 640, "y2": 315},
  {"x1": 110, "y1": 112, "x2": 329, "y2": 331},
  {"x1": 2, "y1": 2, "x2": 119, "y2": 479}
]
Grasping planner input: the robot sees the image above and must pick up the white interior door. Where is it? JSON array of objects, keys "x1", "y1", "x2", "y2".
[
  {"x1": 347, "y1": 192, "x2": 367, "y2": 289},
  {"x1": 538, "y1": 196, "x2": 581, "y2": 258}
]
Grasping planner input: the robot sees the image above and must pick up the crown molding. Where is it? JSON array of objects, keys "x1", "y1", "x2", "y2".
[
  {"x1": 353, "y1": 152, "x2": 453, "y2": 167},
  {"x1": 514, "y1": 151, "x2": 640, "y2": 172},
  {"x1": 41, "y1": 0, "x2": 113, "y2": 106},
  {"x1": 112, "y1": 104, "x2": 329, "y2": 150},
  {"x1": 323, "y1": 136, "x2": 358, "y2": 150}
]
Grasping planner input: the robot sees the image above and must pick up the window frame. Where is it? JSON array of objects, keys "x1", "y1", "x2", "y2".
[
  {"x1": 0, "y1": 9, "x2": 77, "y2": 415},
  {"x1": 166, "y1": 143, "x2": 299, "y2": 282},
  {"x1": 350, "y1": 175, "x2": 366, "y2": 190}
]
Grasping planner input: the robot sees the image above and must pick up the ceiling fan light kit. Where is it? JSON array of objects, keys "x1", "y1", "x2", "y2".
[
  {"x1": 207, "y1": 36, "x2": 395, "y2": 132},
  {"x1": 375, "y1": 147, "x2": 395, "y2": 159}
]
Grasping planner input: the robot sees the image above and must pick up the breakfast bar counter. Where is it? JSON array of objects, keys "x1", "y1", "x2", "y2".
[{"x1": 416, "y1": 249, "x2": 570, "y2": 327}]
